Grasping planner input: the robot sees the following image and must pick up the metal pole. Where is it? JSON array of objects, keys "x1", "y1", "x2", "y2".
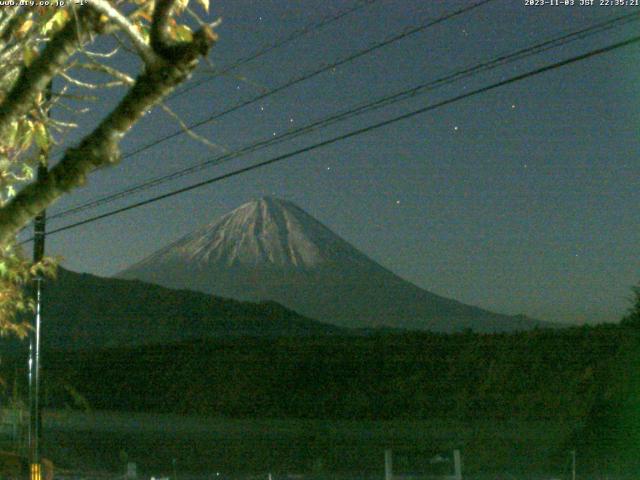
[
  {"x1": 29, "y1": 80, "x2": 50, "y2": 479},
  {"x1": 28, "y1": 161, "x2": 47, "y2": 480}
]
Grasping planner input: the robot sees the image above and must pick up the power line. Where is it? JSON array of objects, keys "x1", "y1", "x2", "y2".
[
  {"x1": 169, "y1": 0, "x2": 382, "y2": 101},
  {"x1": 44, "y1": 0, "x2": 502, "y2": 220},
  {"x1": 102, "y1": 0, "x2": 497, "y2": 162},
  {"x1": 22, "y1": 33, "x2": 640, "y2": 243},
  {"x1": 46, "y1": 0, "x2": 382, "y2": 163},
  {"x1": 48, "y1": 10, "x2": 640, "y2": 222},
  {"x1": 46, "y1": 0, "x2": 497, "y2": 218}
]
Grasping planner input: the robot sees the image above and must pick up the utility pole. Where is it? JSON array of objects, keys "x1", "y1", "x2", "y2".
[
  {"x1": 571, "y1": 449, "x2": 576, "y2": 480},
  {"x1": 28, "y1": 84, "x2": 51, "y2": 480},
  {"x1": 28, "y1": 160, "x2": 46, "y2": 480}
]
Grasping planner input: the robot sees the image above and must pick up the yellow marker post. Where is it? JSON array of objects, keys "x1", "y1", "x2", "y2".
[{"x1": 30, "y1": 462, "x2": 41, "y2": 480}]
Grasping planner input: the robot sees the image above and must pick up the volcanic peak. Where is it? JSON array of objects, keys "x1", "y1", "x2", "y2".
[{"x1": 139, "y1": 197, "x2": 353, "y2": 270}]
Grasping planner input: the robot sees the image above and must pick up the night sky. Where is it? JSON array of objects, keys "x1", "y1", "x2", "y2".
[{"x1": 24, "y1": 0, "x2": 640, "y2": 325}]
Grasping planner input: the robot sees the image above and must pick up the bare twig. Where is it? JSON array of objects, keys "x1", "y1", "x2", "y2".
[
  {"x1": 50, "y1": 85, "x2": 98, "y2": 105},
  {"x1": 76, "y1": 59, "x2": 135, "y2": 85},
  {"x1": 83, "y1": 46, "x2": 119, "y2": 58},
  {"x1": 89, "y1": 0, "x2": 158, "y2": 65},
  {"x1": 159, "y1": 102, "x2": 228, "y2": 152},
  {"x1": 53, "y1": 100, "x2": 92, "y2": 113},
  {"x1": 185, "y1": 6, "x2": 221, "y2": 30},
  {"x1": 60, "y1": 71, "x2": 126, "y2": 89},
  {"x1": 48, "y1": 118, "x2": 79, "y2": 131},
  {"x1": 112, "y1": 32, "x2": 139, "y2": 57}
]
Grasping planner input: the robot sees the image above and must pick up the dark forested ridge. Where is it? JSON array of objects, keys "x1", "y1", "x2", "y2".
[
  {"x1": 34, "y1": 324, "x2": 626, "y2": 421},
  {"x1": 18, "y1": 325, "x2": 632, "y2": 424},
  {"x1": 35, "y1": 268, "x2": 343, "y2": 350},
  {"x1": 2, "y1": 322, "x2": 639, "y2": 473}
]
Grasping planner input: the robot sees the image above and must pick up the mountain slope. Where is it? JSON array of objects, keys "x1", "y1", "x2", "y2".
[
  {"x1": 35, "y1": 267, "x2": 342, "y2": 350},
  {"x1": 119, "y1": 197, "x2": 553, "y2": 333}
]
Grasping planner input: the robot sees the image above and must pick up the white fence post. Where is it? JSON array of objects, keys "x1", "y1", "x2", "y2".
[
  {"x1": 452, "y1": 450, "x2": 462, "y2": 480},
  {"x1": 385, "y1": 449, "x2": 393, "y2": 480},
  {"x1": 126, "y1": 462, "x2": 137, "y2": 480}
]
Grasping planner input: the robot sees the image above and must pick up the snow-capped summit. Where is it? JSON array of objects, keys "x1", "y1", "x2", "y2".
[
  {"x1": 200, "y1": 196, "x2": 325, "y2": 268},
  {"x1": 119, "y1": 198, "x2": 552, "y2": 333},
  {"x1": 128, "y1": 196, "x2": 367, "y2": 270}
]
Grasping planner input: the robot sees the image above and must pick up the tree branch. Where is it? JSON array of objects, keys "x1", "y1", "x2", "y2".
[
  {"x1": 150, "y1": 0, "x2": 175, "y2": 56},
  {"x1": 88, "y1": 0, "x2": 158, "y2": 66},
  {"x1": 76, "y1": 56, "x2": 135, "y2": 85},
  {"x1": 0, "y1": 7, "x2": 26, "y2": 42},
  {"x1": 0, "y1": 12, "x2": 217, "y2": 244},
  {"x1": 159, "y1": 102, "x2": 227, "y2": 152},
  {"x1": 0, "y1": 8, "x2": 97, "y2": 140}
]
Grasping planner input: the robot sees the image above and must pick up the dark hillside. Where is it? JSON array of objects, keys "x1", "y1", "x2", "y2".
[{"x1": 33, "y1": 268, "x2": 342, "y2": 350}]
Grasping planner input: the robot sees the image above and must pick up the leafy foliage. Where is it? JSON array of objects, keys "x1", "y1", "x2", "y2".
[
  {"x1": 0, "y1": 245, "x2": 56, "y2": 338},
  {"x1": 0, "y1": 0, "x2": 215, "y2": 336}
]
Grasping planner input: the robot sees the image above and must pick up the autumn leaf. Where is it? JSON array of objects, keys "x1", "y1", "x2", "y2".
[{"x1": 196, "y1": 0, "x2": 209, "y2": 13}]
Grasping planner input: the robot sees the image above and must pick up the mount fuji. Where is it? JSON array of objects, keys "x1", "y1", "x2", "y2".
[{"x1": 118, "y1": 197, "x2": 552, "y2": 333}]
